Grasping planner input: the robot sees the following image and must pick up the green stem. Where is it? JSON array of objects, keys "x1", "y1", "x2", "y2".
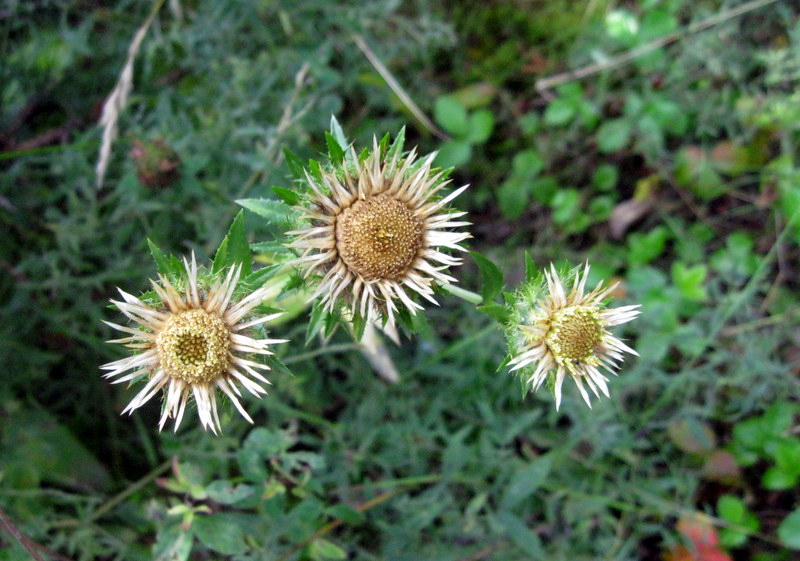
[{"x1": 440, "y1": 283, "x2": 483, "y2": 305}]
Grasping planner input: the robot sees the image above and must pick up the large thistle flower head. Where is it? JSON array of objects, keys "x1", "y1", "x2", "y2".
[
  {"x1": 286, "y1": 128, "x2": 471, "y2": 331},
  {"x1": 101, "y1": 254, "x2": 286, "y2": 433},
  {"x1": 505, "y1": 262, "x2": 640, "y2": 410}
]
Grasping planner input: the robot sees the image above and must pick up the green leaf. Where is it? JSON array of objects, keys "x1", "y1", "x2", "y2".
[
  {"x1": 596, "y1": 118, "x2": 632, "y2": 153},
  {"x1": 498, "y1": 176, "x2": 529, "y2": 220},
  {"x1": 327, "y1": 504, "x2": 365, "y2": 526},
  {"x1": 778, "y1": 508, "x2": 800, "y2": 549},
  {"x1": 283, "y1": 146, "x2": 306, "y2": 180},
  {"x1": 205, "y1": 481, "x2": 254, "y2": 505},
  {"x1": 543, "y1": 98, "x2": 576, "y2": 127},
  {"x1": 550, "y1": 188, "x2": 580, "y2": 224},
  {"x1": 237, "y1": 198, "x2": 297, "y2": 229},
  {"x1": 519, "y1": 111, "x2": 539, "y2": 136},
  {"x1": 593, "y1": 164, "x2": 619, "y2": 191},
  {"x1": 470, "y1": 251, "x2": 504, "y2": 302},
  {"x1": 477, "y1": 302, "x2": 511, "y2": 323},
  {"x1": 325, "y1": 132, "x2": 345, "y2": 165},
  {"x1": 329, "y1": 115, "x2": 349, "y2": 150},
  {"x1": 500, "y1": 455, "x2": 552, "y2": 510},
  {"x1": 762, "y1": 402, "x2": 798, "y2": 435},
  {"x1": 213, "y1": 211, "x2": 251, "y2": 276},
  {"x1": 773, "y1": 438, "x2": 800, "y2": 475},
  {"x1": 671, "y1": 262, "x2": 708, "y2": 302},
  {"x1": 148, "y1": 239, "x2": 172, "y2": 276},
  {"x1": 308, "y1": 538, "x2": 346, "y2": 560},
  {"x1": 272, "y1": 185, "x2": 300, "y2": 205},
  {"x1": 530, "y1": 176, "x2": 558, "y2": 205},
  {"x1": 152, "y1": 523, "x2": 193, "y2": 561},
  {"x1": 466, "y1": 109, "x2": 494, "y2": 143},
  {"x1": 193, "y1": 514, "x2": 247, "y2": 555},
  {"x1": 512, "y1": 149, "x2": 544, "y2": 179},
  {"x1": 434, "y1": 140, "x2": 471, "y2": 168},
  {"x1": 386, "y1": 126, "x2": 406, "y2": 163},
  {"x1": 434, "y1": 95, "x2": 469, "y2": 137},
  {"x1": 524, "y1": 253, "x2": 538, "y2": 283},
  {"x1": 628, "y1": 226, "x2": 669, "y2": 265},
  {"x1": 494, "y1": 511, "x2": 544, "y2": 556},
  {"x1": 762, "y1": 465, "x2": 798, "y2": 490},
  {"x1": 718, "y1": 494, "x2": 758, "y2": 548}
]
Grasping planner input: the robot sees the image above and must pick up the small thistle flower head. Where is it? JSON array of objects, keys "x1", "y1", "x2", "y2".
[
  {"x1": 286, "y1": 128, "x2": 471, "y2": 331},
  {"x1": 505, "y1": 263, "x2": 641, "y2": 410},
  {"x1": 100, "y1": 254, "x2": 287, "y2": 433}
]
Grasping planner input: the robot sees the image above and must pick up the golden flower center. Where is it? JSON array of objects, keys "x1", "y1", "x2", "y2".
[
  {"x1": 546, "y1": 306, "x2": 604, "y2": 364},
  {"x1": 334, "y1": 193, "x2": 424, "y2": 281},
  {"x1": 156, "y1": 309, "x2": 231, "y2": 383}
]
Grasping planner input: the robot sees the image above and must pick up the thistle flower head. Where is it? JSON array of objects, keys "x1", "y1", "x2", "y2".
[
  {"x1": 287, "y1": 130, "x2": 470, "y2": 330},
  {"x1": 506, "y1": 263, "x2": 640, "y2": 410},
  {"x1": 100, "y1": 254, "x2": 287, "y2": 433}
]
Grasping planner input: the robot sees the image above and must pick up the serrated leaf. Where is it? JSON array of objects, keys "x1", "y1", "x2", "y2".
[
  {"x1": 308, "y1": 159, "x2": 323, "y2": 183},
  {"x1": 524, "y1": 253, "x2": 538, "y2": 283},
  {"x1": 283, "y1": 146, "x2": 306, "y2": 180},
  {"x1": 470, "y1": 251, "x2": 503, "y2": 302},
  {"x1": 329, "y1": 115, "x2": 349, "y2": 150},
  {"x1": 325, "y1": 132, "x2": 345, "y2": 164},
  {"x1": 272, "y1": 185, "x2": 300, "y2": 205},
  {"x1": 213, "y1": 211, "x2": 251, "y2": 275},
  {"x1": 477, "y1": 303, "x2": 511, "y2": 323},
  {"x1": 237, "y1": 198, "x2": 297, "y2": 229},
  {"x1": 148, "y1": 239, "x2": 172, "y2": 276},
  {"x1": 350, "y1": 310, "x2": 367, "y2": 342},
  {"x1": 386, "y1": 126, "x2": 406, "y2": 162}
]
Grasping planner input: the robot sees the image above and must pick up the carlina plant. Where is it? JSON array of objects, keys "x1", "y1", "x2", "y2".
[
  {"x1": 505, "y1": 261, "x2": 641, "y2": 409},
  {"x1": 282, "y1": 122, "x2": 471, "y2": 339},
  {"x1": 101, "y1": 218, "x2": 288, "y2": 434},
  {"x1": 101, "y1": 120, "x2": 642, "y2": 432}
]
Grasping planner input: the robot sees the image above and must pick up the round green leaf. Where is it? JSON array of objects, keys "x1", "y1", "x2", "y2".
[
  {"x1": 596, "y1": 119, "x2": 632, "y2": 153},
  {"x1": 467, "y1": 109, "x2": 494, "y2": 143},
  {"x1": 434, "y1": 96, "x2": 469, "y2": 137},
  {"x1": 434, "y1": 140, "x2": 471, "y2": 168},
  {"x1": 778, "y1": 508, "x2": 800, "y2": 549}
]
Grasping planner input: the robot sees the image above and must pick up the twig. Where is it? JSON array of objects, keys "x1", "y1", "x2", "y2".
[
  {"x1": 234, "y1": 62, "x2": 312, "y2": 201},
  {"x1": 0, "y1": 505, "x2": 73, "y2": 561},
  {"x1": 352, "y1": 33, "x2": 448, "y2": 140},
  {"x1": 275, "y1": 488, "x2": 403, "y2": 561},
  {"x1": 95, "y1": 0, "x2": 167, "y2": 188},
  {"x1": 536, "y1": 0, "x2": 780, "y2": 91},
  {"x1": 455, "y1": 542, "x2": 509, "y2": 561},
  {"x1": 49, "y1": 459, "x2": 171, "y2": 529}
]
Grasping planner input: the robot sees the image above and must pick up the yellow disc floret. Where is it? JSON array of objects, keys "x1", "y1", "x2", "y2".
[
  {"x1": 545, "y1": 306, "x2": 604, "y2": 366},
  {"x1": 157, "y1": 309, "x2": 231, "y2": 383},
  {"x1": 335, "y1": 193, "x2": 424, "y2": 281}
]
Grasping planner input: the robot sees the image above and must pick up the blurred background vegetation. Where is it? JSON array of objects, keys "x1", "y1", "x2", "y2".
[{"x1": 1, "y1": 0, "x2": 799, "y2": 559}]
